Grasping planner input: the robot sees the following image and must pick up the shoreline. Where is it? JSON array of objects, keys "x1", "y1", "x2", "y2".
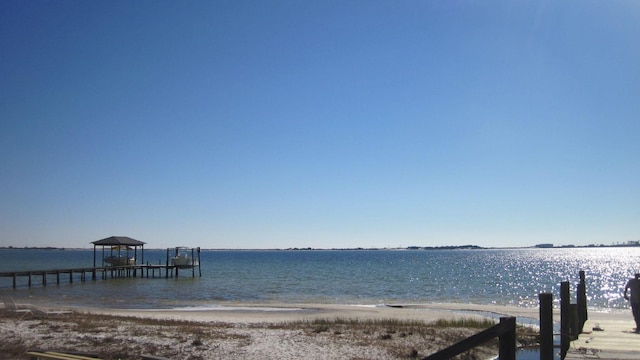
[{"x1": 75, "y1": 302, "x2": 630, "y2": 324}]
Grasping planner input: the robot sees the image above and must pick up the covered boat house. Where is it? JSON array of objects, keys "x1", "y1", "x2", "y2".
[{"x1": 92, "y1": 236, "x2": 146, "y2": 267}]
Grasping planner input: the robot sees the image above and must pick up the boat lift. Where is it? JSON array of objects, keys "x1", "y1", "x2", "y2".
[
  {"x1": 92, "y1": 236, "x2": 145, "y2": 267},
  {"x1": 166, "y1": 247, "x2": 201, "y2": 278}
]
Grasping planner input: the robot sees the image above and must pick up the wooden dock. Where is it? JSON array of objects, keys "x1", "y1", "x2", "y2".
[
  {"x1": 541, "y1": 271, "x2": 640, "y2": 360},
  {"x1": 1, "y1": 244, "x2": 203, "y2": 289},
  {"x1": 565, "y1": 318, "x2": 640, "y2": 359},
  {"x1": 0, "y1": 263, "x2": 200, "y2": 289}
]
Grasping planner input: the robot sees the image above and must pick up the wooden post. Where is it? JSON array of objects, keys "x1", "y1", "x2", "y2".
[
  {"x1": 191, "y1": 248, "x2": 195, "y2": 278},
  {"x1": 498, "y1": 317, "x2": 516, "y2": 360},
  {"x1": 166, "y1": 248, "x2": 170, "y2": 279},
  {"x1": 560, "y1": 281, "x2": 570, "y2": 359},
  {"x1": 539, "y1": 293, "x2": 554, "y2": 360},
  {"x1": 56, "y1": 271, "x2": 60, "y2": 285},
  {"x1": 570, "y1": 304, "x2": 579, "y2": 340},
  {"x1": 13, "y1": 273, "x2": 17, "y2": 288},
  {"x1": 577, "y1": 270, "x2": 587, "y2": 333},
  {"x1": 70, "y1": 270, "x2": 73, "y2": 283},
  {"x1": 28, "y1": 272, "x2": 32, "y2": 287},
  {"x1": 198, "y1": 247, "x2": 202, "y2": 277}
]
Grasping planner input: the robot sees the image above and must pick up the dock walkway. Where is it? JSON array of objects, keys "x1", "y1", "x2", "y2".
[
  {"x1": 566, "y1": 318, "x2": 640, "y2": 359},
  {"x1": 0, "y1": 264, "x2": 199, "y2": 289}
]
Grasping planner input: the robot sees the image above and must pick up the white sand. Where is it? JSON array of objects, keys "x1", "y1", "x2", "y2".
[
  {"x1": 83, "y1": 302, "x2": 629, "y2": 324},
  {"x1": 86, "y1": 303, "x2": 516, "y2": 323}
]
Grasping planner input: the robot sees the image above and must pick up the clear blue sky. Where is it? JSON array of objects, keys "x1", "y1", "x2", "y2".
[{"x1": 1, "y1": 1, "x2": 638, "y2": 249}]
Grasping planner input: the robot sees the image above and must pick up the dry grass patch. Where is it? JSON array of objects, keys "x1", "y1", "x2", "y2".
[
  {"x1": 0, "y1": 310, "x2": 538, "y2": 360},
  {"x1": 0, "y1": 310, "x2": 248, "y2": 360},
  {"x1": 268, "y1": 317, "x2": 538, "y2": 359}
]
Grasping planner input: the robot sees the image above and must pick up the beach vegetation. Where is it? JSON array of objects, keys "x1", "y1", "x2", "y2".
[
  {"x1": 431, "y1": 317, "x2": 497, "y2": 329},
  {"x1": 0, "y1": 310, "x2": 538, "y2": 360},
  {"x1": 270, "y1": 317, "x2": 538, "y2": 359}
]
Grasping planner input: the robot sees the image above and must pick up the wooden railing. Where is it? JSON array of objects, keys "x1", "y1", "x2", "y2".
[
  {"x1": 539, "y1": 270, "x2": 588, "y2": 360},
  {"x1": 424, "y1": 270, "x2": 588, "y2": 360},
  {"x1": 422, "y1": 317, "x2": 516, "y2": 360}
]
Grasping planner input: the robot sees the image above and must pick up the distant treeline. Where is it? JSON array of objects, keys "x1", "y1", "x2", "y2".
[
  {"x1": 407, "y1": 245, "x2": 484, "y2": 250},
  {"x1": 284, "y1": 245, "x2": 485, "y2": 251},
  {"x1": 0, "y1": 246, "x2": 65, "y2": 250},
  {"x1": 546, "y1": 243, "x2": 640, "y2": 249}
]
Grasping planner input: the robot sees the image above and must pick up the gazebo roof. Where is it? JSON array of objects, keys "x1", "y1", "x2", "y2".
[{"x1": 92, "y1": 236, "x2": 146, "y2": 246}]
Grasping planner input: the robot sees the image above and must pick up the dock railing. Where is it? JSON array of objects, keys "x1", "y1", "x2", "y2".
[
  {"x1": 423, "y1": 270, "x2": 588, "y2": 360},
  {"x1": 539, "y1": 270, "x2": 588, "y2": 360},
  {"x1": 421, "y1": 317, "x2": 516, "y2": 360}
]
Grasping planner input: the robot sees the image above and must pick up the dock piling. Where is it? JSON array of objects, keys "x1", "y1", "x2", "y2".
[{"x1": 539, "y1": 293, "x2": 554, "y2": 360}]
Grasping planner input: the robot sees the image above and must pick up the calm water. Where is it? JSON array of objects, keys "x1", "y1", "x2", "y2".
[{"x1": 0, "y1": 248, "x2": 637, "y2": 311}]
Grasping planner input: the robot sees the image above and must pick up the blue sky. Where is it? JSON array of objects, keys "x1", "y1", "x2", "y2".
[{"x1": 1, "y1": 1, "x2": 638, "y2": 249}]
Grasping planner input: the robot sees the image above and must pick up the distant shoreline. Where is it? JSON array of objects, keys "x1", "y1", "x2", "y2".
[{"x1": 2, "y1": 243, "x2": 640, "y2": 251}]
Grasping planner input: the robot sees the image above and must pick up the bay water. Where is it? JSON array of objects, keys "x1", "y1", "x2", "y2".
[{"x1": 1, "y1": 247, "x2": 637, "y2": 312}]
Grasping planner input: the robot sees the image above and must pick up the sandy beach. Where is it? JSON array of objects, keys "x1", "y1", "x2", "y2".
[
  {"x1": 4, "y1": 302, "x2": 629, "y2": 360},
  {"x1": 84, "y1": 302, "x2": 541, "y2": 324},
  {"x1": 84, "y1": 302, "x2": 629, "y2": 328}
]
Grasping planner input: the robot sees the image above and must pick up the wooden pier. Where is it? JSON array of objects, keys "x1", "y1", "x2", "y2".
[
  {"x1": 1, "y1": 238, "x2": 202, "y2": 289},
  {"x1": 0, "y1": 262, "x2": 201, "y2": 289}
]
